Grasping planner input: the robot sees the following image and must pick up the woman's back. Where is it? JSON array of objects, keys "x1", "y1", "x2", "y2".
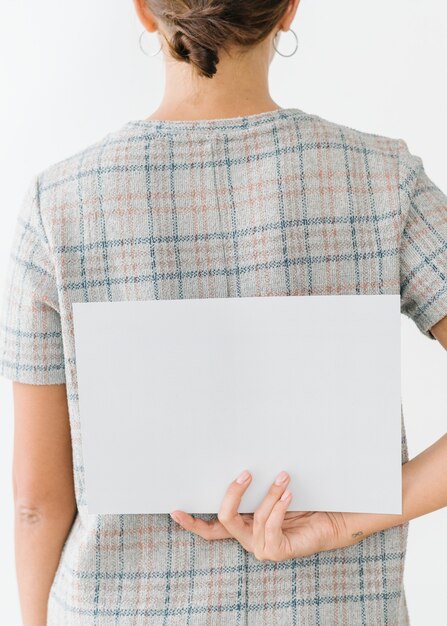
[{"x1": 2, "y1": 106, "x2": 446, "y2": 625}]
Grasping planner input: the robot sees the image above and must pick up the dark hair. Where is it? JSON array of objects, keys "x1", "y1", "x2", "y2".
[{"x1": 146, "y1": 0, "x2": 290, "y2": 79}]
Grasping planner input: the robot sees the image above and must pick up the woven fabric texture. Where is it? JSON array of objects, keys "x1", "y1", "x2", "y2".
[{"x1": 1, "y1": 107, "x2": 447, "y2": 626}]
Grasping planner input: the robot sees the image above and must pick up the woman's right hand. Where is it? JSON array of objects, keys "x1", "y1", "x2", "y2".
[{"x1": 170, "y1": 470, "x2": 357, "y2": 561}]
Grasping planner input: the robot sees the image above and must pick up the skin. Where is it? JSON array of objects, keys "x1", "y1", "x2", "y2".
[
  {"x1": 13, "y1": 383, "x2": 76, "y2": 626},
  {"x1": 12, "y1": 1, "x2": 447, "y2": 623}
]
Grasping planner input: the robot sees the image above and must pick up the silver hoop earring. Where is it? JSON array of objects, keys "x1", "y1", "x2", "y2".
[
  {"x1": 273, "y1": 28, "x2": 298, "y2": 57},
  {"x1": 139, "y1": 29, "x2": 162, "y2": 57}
]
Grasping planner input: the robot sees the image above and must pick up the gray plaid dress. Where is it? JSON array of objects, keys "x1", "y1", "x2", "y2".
[{"x1": 1, "y1": 107, "x2": 447, "y2": 626}]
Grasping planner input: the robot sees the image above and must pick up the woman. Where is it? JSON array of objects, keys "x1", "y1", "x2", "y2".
[{"x1": 1, "y1": 0, "x2": 446, "y2": 624}]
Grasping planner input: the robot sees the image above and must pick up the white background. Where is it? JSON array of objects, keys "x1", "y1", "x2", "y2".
[{"x1": 0, "y1": 0, "x2": 446, "y2": 624}]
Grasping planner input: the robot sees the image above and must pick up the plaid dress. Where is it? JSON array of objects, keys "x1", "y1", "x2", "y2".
[{"x1": 1, "y1": 107, "x2": 447, "y2": 626}]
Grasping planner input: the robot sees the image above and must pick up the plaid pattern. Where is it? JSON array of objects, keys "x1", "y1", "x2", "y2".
[{"x1": 1, "y1": 107, "x2": 447, "y2": 625}]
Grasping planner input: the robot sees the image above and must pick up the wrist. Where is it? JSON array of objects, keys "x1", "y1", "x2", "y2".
[{"x1": 342, "y1": 509, "x2": 406, "y2": 547}]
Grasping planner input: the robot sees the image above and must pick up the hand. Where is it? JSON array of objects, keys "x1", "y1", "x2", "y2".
[{"x1": 169, "y1": 469, "x2": 356, "y2": 561}]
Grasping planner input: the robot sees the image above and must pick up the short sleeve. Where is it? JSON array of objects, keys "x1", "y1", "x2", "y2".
[
  {"x1": 398, "y1": 139, "x2": 447, "y2": 340},
  {"x1": 0, "y1": 174, "x2": 66, "y2": 383}
]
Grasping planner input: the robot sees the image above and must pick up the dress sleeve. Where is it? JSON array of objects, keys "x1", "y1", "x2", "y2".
[
  {"x1": 0, "y1": 174, "x2": 66, "y2": 384},
  {"x1": 398, "y1": 139, "x2": 447, "y2": 340}
]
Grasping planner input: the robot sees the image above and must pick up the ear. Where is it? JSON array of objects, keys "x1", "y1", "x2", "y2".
[
  {"x1": 280, "y1": 0, "x2": 301, "y2": 31},
  {"x1": 132, "y1": 0, "x2": 158, "y2": 33}
]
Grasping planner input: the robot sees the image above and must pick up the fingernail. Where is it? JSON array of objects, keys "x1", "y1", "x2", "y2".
[
  {"x1": 275, "y1": 470, "x2": 288, "y2": 485},
  {"x1": 236, "y1": 469, "x2": 251, "y2": 484},
  {"x1": 170, "y1": 512, "x2": 180, "y2": 523},
  {"x1": 280, "y1": 489, "x2": 292, "y2": 501}
]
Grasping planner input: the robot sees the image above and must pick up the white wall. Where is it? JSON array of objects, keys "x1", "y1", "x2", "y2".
[{"x1": 0, "y1": 1, "x2": 446, "y2": 624}]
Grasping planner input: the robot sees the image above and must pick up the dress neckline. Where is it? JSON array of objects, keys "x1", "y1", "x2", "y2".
[{"x1": 124, "y1": 106, "x2": 306, "y2": 133}]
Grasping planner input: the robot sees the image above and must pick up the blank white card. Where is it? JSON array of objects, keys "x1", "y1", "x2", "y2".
[{"x1": 72, "y1": 294, "x2": 402, "y2": 515}]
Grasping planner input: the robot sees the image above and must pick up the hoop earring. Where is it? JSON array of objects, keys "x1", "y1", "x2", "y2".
[
  {"x1": 139, "y1": 29, "x2": 162, "y2": 57},
  {"x1": 273, "y1": 28, "x2": 299, "y2": 57}
]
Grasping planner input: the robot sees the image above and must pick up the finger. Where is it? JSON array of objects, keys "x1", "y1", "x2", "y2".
[
  {"x1": 170, "y1": 511, "x2": 232, "y2": 540},
  {"x1": 264, "y1": 489, "x2": 293, "y2": 555},
  {"x1": 217, "y1": 469, "x2": 254, "y2": 549},
  {"x1": 252, "y1": 470, "x2": 290, "y2": 557}
]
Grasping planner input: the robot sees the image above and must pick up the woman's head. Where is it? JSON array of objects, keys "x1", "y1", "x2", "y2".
[{"x1": 134, "y1": 0, "x2": 299, "y2": 79}]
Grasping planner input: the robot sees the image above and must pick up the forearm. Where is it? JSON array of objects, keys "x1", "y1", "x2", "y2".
[
  {"x1": 344, "y1": 432, "x2": 447, "y2": 544},
  {"x1": 15, "y1": 502, "x2": 77, "y2": 626}
]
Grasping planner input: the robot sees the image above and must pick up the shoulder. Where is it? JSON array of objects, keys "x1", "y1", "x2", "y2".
[
  {"x1": 299, "y1": 109, "x2": 403, "y2": 161},
  {"x1": 35, "y1": 122, "x2": 134, "y2": 203},
  {"x1": 32, "y1": 122, "x2": 137, "y2": 236},
  {"x1": 308, "y1": 113, "x2": 425, "y2": 197}
]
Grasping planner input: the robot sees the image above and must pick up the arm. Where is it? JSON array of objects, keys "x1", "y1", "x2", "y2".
[
  {"x1": 13, "y1": 382, "x2": 77, "y2": 626},
  {"x1": 342, "y1": 315, "x2": 447, "y2": 544}
]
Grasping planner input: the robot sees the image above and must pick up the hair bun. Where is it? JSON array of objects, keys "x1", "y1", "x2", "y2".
[
  {"x1": 170, "y1": 29, "x2": 219, "y2": 78},
  {"x1": 147, "y1": 0, "x2": 290, "y2": 79}
]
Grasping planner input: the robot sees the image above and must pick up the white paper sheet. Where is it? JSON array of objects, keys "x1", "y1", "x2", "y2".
[{"x1": 72, "y1": 294, "x2": 402, "y2": 515}]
